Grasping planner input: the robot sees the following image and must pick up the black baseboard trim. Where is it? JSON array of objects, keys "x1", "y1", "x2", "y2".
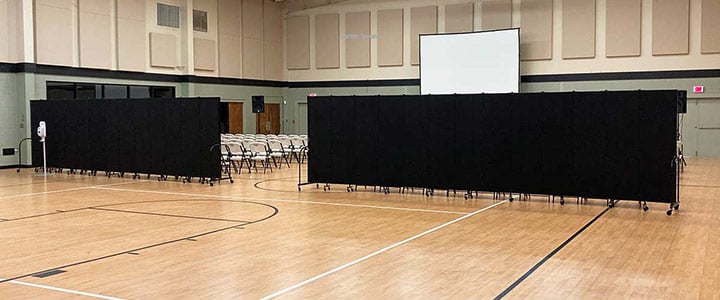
[
  {"x1": 0, "y1": 164, "x2": 32, "y2": 170},
  {"x1": 2, "y1": 62, "x2": 719, "y2": 88}
]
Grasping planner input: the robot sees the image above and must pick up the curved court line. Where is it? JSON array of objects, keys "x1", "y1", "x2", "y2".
[
  {"x1": 0, "y1": 202, "x2": 278, "y2": 285},
  {"x1": 93, "y1": 186, "x2": 472, "y2": 215},
  {"x1": 260, "y1": 200, "x2": 508, "y2": 300}
]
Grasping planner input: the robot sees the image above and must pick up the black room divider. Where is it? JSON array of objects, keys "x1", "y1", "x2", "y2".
[
  {"x1": 31, "y1": 97, "x2": 220, "y2": 179},
  {"x1": 308, "y1": 90, "x2": 679, "y2": 203}
]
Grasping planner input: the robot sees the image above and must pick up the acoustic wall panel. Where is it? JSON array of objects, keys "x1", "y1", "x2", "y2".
[
  {"x1": 562, "y1": 0, "x2": 596, "y2": 59},
  {"x1": 35, "y1": 2, "x2": 73, "y2": 66},
  {"x1": 345, "y1": 11, "x2": 371, "y2": 68},
  {"x1": 118, "y1": 18, "x2": 146, "y2": 71},
  {"x1": 194, "y1": 38, "x2": 217, "y2": 71},
  {"x1": 410, "y1": 6, "x2": 438, "y2": 66},
  {"x1": 286, "y1": 15, "x2": 310, "y2": 70},
  {"x1": 79, "y1": 0, "x2": 112, "y2": 69},
  {"x1": 264, "y1": 1, "x2": 284, "y2": 80},
  {"x1": 701, "y1": 0, "x2": 720, "y2": 53},
  {"x1": 150, "y1": 33, "x2": 177, "y2": 68},
  {"x1": 520, "y1": 0, "x2": 553, "y2": 60},
  {"x1": 481, "y1": 0, "x2": 512, "y2": 30},
  {"x1": 652, "y1": 0, "x2": 690, "y2": 55},
  {"x1": 445, "y1": 3, "x2": 474, "y2": 33},
  {"x1": 243, "y1": 0, "x2": 264, "y2": 79},
  {"x1": 377, "y1": 9, "x2": 404, "y2": 67},
  {"x1": 218, "y1": 0, "x2": 242, "y2": 77},
  {"x1": 606, "y1": 0, "x2": 641, "y2": 57},
  {"x1": 316, "y1": 14, "x2": 340, "y2": 69}
]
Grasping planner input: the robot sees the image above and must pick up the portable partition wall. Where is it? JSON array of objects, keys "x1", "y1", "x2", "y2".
[
  {"x1": 30, "y1": 97, "x2": 221, "y2": 180},
  {"x1": 308, "y1": 90, "x2": 680, "y2": 204}
]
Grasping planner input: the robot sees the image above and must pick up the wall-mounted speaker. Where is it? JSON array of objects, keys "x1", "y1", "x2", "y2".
[
  {"x1": 677, "y1": 90, "x2": 687, "y2": 114},
  {"x1": 252, "y1": 95, "x2": 265, "y2": 113}
]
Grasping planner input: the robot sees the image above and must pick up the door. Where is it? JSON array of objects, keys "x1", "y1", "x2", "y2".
[
  {"x1": 697, "y1": 99, "x2": 720, "y2": 157},
  {"x1": 228, "y1": 102, "x2": 243, "y2": 133},
  {"x1": 256, "y1": 103, "x2": 281, "y2": 134},
  {"x1": 297, "y1": 103, "x2": 308, "y2": 134}
]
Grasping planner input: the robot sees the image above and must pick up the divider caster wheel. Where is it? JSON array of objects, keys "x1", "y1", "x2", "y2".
[
  {"x1": 230, "y1": 179, "x2": 234, "y2": 183},
  {"x1": 667, "y1": 209, "x2": 673, "y2": 216},
  {"x1": 674, "y1": 204, "x2": 679, "y2": 211},
  {"x1": 298, "y1": 187, "x2": 302, "y2": 192},
  {"x1": 209, "y1": 181, "x2": 214, "y2": 186},
  {"x1": 642, "y1": 205, "x2": 649, "y2": 211},
  {"x1": 560, "y1": 197, "x2": 565, "y2": 205}
]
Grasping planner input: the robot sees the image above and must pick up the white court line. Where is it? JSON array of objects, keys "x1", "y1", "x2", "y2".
[
  {"x1": 3, "y1": 278, "x2": 124, "y2": 300},
  {"x1": 259, "y1": 200, "x2": 508, "y2": 299},
  {"x1": 92, "y1": 187, "x2": 470, "y2": 215},
  {"x1": 0, "y1": 181, "x2": 138, "y2": 200}
]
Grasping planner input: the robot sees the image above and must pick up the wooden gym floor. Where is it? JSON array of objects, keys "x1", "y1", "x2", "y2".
[{"x1": 0, "y1": 157, "x2": 719, "y2": 299}]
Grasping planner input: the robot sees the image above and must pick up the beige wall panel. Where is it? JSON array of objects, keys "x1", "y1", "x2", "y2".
[
  {"x1": 118, "y1": 19, "x2": 145, "y2": 71},
  {"x1": 411, "y1": 6, "x2": 438, "y2": 66},
  {"x1": 702, "y1": 0, "x2": 720, "y2": 53},
  {"x1": 0, "y1": 0, "x2": 8, "y2": 61},
  {"x1": 218, "y1": 0, "x2": 241, "y2": 36},
  {"x1": 243, "y1": 0, "x2": 263, "y2": 40},
  {"x1": 286, "y1": 15, "x2": 310, "y2": 70},
  {"x1": 36, "y1": 0, "x2": 71, "y2": 8},
  {"x1": 194, "y1": 38, "x2": 216, "y2": 71},
  {"x1": 377, "y1": 9, "x2": 404, "y2": 67},
  {"x1": 219, "y1": 34, "x2": 242, "y2": 77},
  {"x1": 79, "y1": 12, "x2": 112, "y2": 69},
  {"x1": 117, "y1": 0, "x2": 144, "y2": 21},
  {"x1": 481, "y1": 0, "x2": 512, "y2": 30},
  {"x1": 264, "y1": 40, "x2": 283, "y2": 80},
  {"x1": 243, "y1": 37, "x2": 264, "y2": 79},
  {"x1": 264, "y1": 1, "x2": 283, "y2": 42},
  {"x1": 345, "y1": 11, "x2": 371, "y2": 68},
  {"x1": 562, "y1": 0, "x2": 595, "y2": 59},
  {"x1": 35, "y1": 4, "x2": 73, "y2": 66},
  {"x1": 315, "y1": 13, "x2": 340, "y2": 69},
  {"x1": 652, "y1": 0, "x2": 690, "y2": 55},
  {"x1": 150, "y1": 32, "x2": 177, "y2": 68},
  {"x1": 79, "y1": 0, "x2": 110, "y2": 15},
  {"x1": 605, "y1": 0, "x2": 641, "y2": 57},
  {"x1": 520, "y1": 0, "x2": 553, "y2": 61},
  {"x1": 445, "y1": 3, "x2": 473, "y2": 33}
]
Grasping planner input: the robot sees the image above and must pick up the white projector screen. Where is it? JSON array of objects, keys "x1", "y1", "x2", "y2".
[{"x1": 420, "y1": 28, "x2": 520, "y2": 95}]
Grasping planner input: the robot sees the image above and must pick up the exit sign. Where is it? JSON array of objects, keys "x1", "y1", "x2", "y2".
[{"x1": 693, "y1": 86, "x2": 704, "y2": 93}]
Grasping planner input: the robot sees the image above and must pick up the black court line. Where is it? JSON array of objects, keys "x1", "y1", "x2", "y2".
[
  {"x1": 0, "y1": 177, "x2": 89, "y2": 188},
  {"x1": 89, "y1": 207, "x2": 250, "y2": 223},
  {"x1": 0, "y1": 207, "x2": 91, "y2": 223},
  {"x1": 679, "y1": 184, "x2": 720, "y2": 188},
  {"x1": 0, "y1": 201, "x2": 278, "y2": 284},
  {"x1": 494, "y1": 206, "x2": 611, "y2": 299}
]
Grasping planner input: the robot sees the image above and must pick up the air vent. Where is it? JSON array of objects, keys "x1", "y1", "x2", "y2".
[
  {"x1": 157, "y1": 3, "x2": 180, "y2": 28},
  {"x1": 193, "y1": 10, "x2": 208, "y2": 32}
]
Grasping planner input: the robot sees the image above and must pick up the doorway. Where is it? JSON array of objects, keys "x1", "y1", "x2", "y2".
[
  {"x1": 228, "y1": 102, "x2": 244, "y2": 133},
  {"x1": 256, "y1": 103, "x2": 281, "y2": 134}
]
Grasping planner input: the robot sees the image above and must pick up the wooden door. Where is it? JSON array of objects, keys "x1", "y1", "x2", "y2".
[
  {"x1": 228, "y1": 102, "x2": 243, "y2": 133},
  {"x1": 256, "y1": 103, "x2": 281, "y2": 134}
]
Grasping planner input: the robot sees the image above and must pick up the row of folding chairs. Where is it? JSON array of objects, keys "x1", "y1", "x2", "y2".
[{"x1": 220, "y1": 135, "x2": 309, "y2": 173}]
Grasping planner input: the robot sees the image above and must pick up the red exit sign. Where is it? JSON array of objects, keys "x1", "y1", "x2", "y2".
[{"x1": 693, "y1": 86, "x2": 704, "y2": 93}]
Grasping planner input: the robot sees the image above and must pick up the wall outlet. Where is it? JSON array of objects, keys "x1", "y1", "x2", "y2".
[{"x1": 2, "y1": 148, "x2": 17, "y2": 156}]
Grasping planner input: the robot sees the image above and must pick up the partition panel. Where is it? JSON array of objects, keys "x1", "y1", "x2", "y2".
[
  {"x1": 331, "y1": 97, "x2": 356, "y2": 183},
  {"x1": 511, "y1": 94, "x2": 543, "y2": 193},
  {"x1": 307, "y1": 97, "x2": 332, "y2": 183},
  {"x1": 163, "y1": 100, "x2": 184, "y2": 176},
  {"x1": 180, "y1": 99, "x2": 201, "y2": 177},
  {"x1": 402, "y1": 96, "x2": 429, "y2": 187},
  {"x1": 147, "y1": 100, "x2": 166, "y2": 174},
  {"x1": 572, "y1": 92, "x2": 607, "y2": 199},
  {"x1": 428, "y1": 95, "x2": 456, "y2": 189},
  {"x1": 541, "y1": 93, "x2": 575, "y2": 195},
  {"x1": 377, "y1": 97, "x2": 405, "y2": 186},
  {"x1": 481, "y1": 94, "x2": 513, "y2": 191},
  {"x1": 197, "y1": 98, "x2": 221, "y2": 178},
  {"x1": 133, "y1": 99, "x2": 152, "y2": 174},
  {"x1": 87, "y1": 100, "x2": 106, "y2": 171},
  {"x1": 102, "y1": 100, "x2": 120, "y2": 171},
  {"x1": 638, "y1": 90, "x2": 677, "y2": 203},
  {"x1": 354, "y1": 97, "x2": 379, "y2": 186},
  {"x1": 605, "y1": 91, "x2": 640, "y2": 200},
  {"x1": 455, "y1": 95, "x2": 482, "y2": 189},
  {"x1": 117, "y1": 99, "x2": 137, "y2": 173}
]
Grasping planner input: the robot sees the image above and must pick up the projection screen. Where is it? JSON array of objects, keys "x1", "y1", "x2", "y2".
[{"x1": 420, "y1": 28, "x2": 520, "y2": 95}]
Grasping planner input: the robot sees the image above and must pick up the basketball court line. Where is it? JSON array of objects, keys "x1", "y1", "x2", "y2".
[
  {"x1": 1, "y1": 278, "x2": 124, "y2": 300},
  {"x1": 92, "y1": 186, "x2": 471, "y2": 215},
  {"x1": 0, "y1": 181, "x2": 138, "y2": 200},
  {"x1": 259, "y1": 200, "x2": 509, "y2": 299}
]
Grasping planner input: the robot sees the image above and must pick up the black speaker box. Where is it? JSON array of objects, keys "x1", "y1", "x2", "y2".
[
  {"x1": 252, "y1": 95, "x2": 265, "y2": 113},
  {"x1": 677, "y1": 90, "x2": 687, "y2": 114}
]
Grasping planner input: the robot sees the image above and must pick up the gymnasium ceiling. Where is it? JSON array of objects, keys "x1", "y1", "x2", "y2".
[{"x1": 283, "y1": 0, "x2": 397, "y2": 12}]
